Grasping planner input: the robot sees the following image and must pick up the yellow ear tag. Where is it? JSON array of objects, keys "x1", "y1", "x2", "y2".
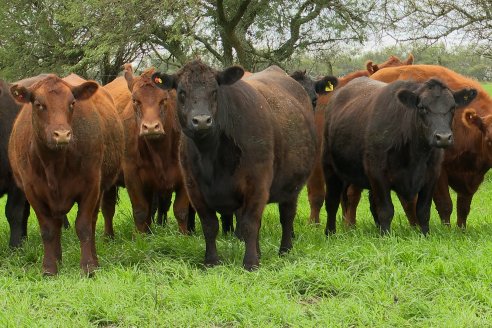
[
  {"x1": 325, "y1": 81, "x2": 333, "y2": 92},
  {"x1": 154, "y1": 77, "x2": 163, "y2": 84},
  {"x1": 464, "y1": 95, "x2": 469, "y2": 101}
]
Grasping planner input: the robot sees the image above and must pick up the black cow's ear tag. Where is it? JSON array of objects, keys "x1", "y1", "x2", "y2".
[{"x1": 325, "y1": 81, "x2": 334, "y2": 92}]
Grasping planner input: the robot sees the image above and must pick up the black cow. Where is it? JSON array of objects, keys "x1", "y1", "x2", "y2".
[
  {"x1": 289, "y1": 70, "x2": 338, "y2": 109},
  {"x1": 0, "y1": 79, "x2": 30, "y2": 247},
  {"x1": 323, "y1": 77, "x2": 477, "y2": 234},
  {"x1": 153, "y1": 60, "x2": 317, "y2": 270}
]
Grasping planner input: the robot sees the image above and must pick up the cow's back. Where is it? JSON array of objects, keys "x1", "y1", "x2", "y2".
[
  {"x1": 103, "y1": 76, "x2": 131, "y2": 116},
  {"x1": 244, "y1": 66, "x2": 316, "y2": 201}
]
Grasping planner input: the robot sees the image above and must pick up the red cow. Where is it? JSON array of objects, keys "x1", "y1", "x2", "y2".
[
  {"x1": 9, "y1": 74, "x2": 124, "y2": 275},
  {"x1": 103, "y1": 65, "x2": 194, "y2": 234}
]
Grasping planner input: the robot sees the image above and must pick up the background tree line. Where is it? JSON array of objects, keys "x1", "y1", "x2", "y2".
[{"x1": 0, "y1": 0, "x2": 490, "y2": 83}]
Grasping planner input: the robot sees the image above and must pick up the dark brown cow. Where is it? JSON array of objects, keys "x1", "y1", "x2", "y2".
[
  {"x1": 103, "y1": 65, "x2": 194, "y2": 234},
  {"x1": 153, "y1": 60, "x2": 316, "y2": 270},
  {"x1": 9, "y1": 74, "x2": 124, "y2": 275},
  {"x1": 306, "y1": 54, "x2": 415, "y2": 224},
  {"x1": 323, "y1": 77, "x2": 476, "y2": 234},
  {"x1": 368, "y1": 65, "x2": 492, "y2": 227}
]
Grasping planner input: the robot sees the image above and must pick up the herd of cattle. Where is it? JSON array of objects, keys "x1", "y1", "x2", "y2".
[{"x1": 0, "y1": 53, "x2": 491, "y2": 275}]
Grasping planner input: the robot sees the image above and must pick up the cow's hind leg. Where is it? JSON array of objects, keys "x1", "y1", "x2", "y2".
[
  {"x1": 456, "y1": 193, "x2": 473, "y2": 228},
  {"x1": 5, "y1": 186, "x2": 29, "y2": 248},
  {"x1": 368, "y1": 178, "x2": 394, "y2": 234},
  {"x1": 173, "y1": 186, "x2": 193, "y2": 234},
  {"x1": 324, "y1": 173, "x2": 343, "y2": 235},
  {"x1": 221, "y1": 214, "x2": 234, "y2": 235},
  {"x1": 397, "y1": 194, "x2": 418, "y2": 226},
  {"x1": 101, "y1": 185, "x2": 118, "y2": 238},
  {"x1": 279, "y1": 197, "x2": 298, "y2": 255},
  {"x1": 342, "y1": 184, "x2": 362, "y2": 226},
  {"x1": 433, "y1": 172, "x2": 452, "y2": 225}
]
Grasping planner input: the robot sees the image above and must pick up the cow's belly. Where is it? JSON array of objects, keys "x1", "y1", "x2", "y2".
[{"x1": 199, "y1": 179, "x2": 242, "y2": 214}]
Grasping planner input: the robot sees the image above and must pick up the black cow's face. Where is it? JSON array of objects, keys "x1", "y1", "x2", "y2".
[
  {"x1": 398, "y1": 79, "x2": 477, "y2": 148},
  {"x1": 152, "y1": 60, "x2": 243, "y2": 139},
  {"x1": 290, "y1": 71, "x2": 338, "y2": 109}
]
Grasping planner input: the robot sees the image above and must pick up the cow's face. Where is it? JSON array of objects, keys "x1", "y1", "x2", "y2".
[
  {"x1": 124, "y1": 65, "x2": 169, "y2": 139},
  {"x1": 152, "y1": 60, "x2": 243, "y2": 139},
  {"x1": 462, "y1": 108, "x2": 492, "y2": 163},
  {"x1": 10, "y1": 75, "x2": 97, "y2": 149},
  {"x1": 290, "y1": 71, "x2": 338, "y2": 109},
  {"x1": 398, "y1": 79, "x2": 477, "y2": 148}
]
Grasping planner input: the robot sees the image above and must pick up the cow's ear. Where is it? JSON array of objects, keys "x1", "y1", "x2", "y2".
[
  {"x1": 366, "y1": 61, "x2": 377, "y2": 75},
  {"x1": 216, "y1": 66, "x2": 244, "y2": 85},
  {"x1": 454, "y1": 88, "x2": 477, "y2": 108},
  {"x1": 397, "y1": 89, "x2": 419, "y2": 108},
  {"x1": 462, "y1": 108, "x2": 486, "y2": 133},
  {"x1": 123, "y1": 63, "x2": 134, "y2": 91},
  {"x1": 71, "y1": 81, "x2": 98, "y2": 100},
  {"x1": 10, "y1": 85, "x2": 32, "y2": 104},
  {"x1": 315, "y1": 76, "x2": 338, "y2": 94},
  {"x1": 405, "y1": 53, "x2": 414, "y2": 65},
  {"x1": 152, "y1": 72, "x2": 176, "y2": 90}
]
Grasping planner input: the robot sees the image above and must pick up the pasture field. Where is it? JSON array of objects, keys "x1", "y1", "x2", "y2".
[
  {"x1": 0, "y1": 85, "x2": 492, "y2": 327},
  {"x1": 482, "y1": 82, "x2": 492, "y2": 95},
  {"x1": 1, "y1": 180, "x2": 492, "y2": 327}
]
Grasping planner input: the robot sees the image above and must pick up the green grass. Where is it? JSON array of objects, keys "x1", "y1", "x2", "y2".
[
  {"x1": 1, "y1": 177, "x2": 492, "y2": 327},
  {"x1": 482, "y1": 83, "x2": 492, "y2": 95}
]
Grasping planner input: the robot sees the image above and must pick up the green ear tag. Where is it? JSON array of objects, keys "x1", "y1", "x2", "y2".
[{"x1": 325, "y1": 81, "x2": 333, "y2": 92}]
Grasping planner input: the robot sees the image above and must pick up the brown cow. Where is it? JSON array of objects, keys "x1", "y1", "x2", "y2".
[
  {"x1": 366, "y1": 65, "x2": 492, "y2": 228},
  {"x1": 306, "y1": 54, "x2": 415, "y2": 224},
  {"x1": 103, "y1": 65, "x2": 194, "y2": 234},
  {"x1": 9, "y1": 74, "x2": 124, "y2": 275}
]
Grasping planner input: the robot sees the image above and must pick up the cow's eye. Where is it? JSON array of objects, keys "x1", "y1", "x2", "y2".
[
  {"x1": 34, "y1": 101, "x2": 45, "y2": 111},
  {"x1": 178, "y1": 90, "x2": 186, "y2": 103},
  {"x1": 132, "y1": 99, "x2": 140, "y2": 106},
  {"x1": 418, "y1": 105, "x2": 427, "y2": 114}
]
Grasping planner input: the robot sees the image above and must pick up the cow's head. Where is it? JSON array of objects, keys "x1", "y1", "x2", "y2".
[
  {"x1": 290, "y1": 70, "x2": 338, "y2": 109},
  {"x1": 397, "y1": 78, "x2": 477, "y2": 148},
  {"x1": 124, "y1": 64, "x2": 173, "y2": 139},
  {"x1": 462, "y1": 108, "x2": 492, "y2": 162},
  {"x1": 10, "y1": 75, "x2": 97, "y2": 150},
  {"x1": 152, "y1": 60, "x2": 243, "y2": 138}
]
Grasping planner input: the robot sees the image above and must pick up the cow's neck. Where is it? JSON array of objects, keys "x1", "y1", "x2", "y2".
[
  {"x1": 140, "y1": 136, "x2": 168, "y2": 179},
  {"x1": 32, "y1": 137, "x2": 69, "y2": 194}
]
